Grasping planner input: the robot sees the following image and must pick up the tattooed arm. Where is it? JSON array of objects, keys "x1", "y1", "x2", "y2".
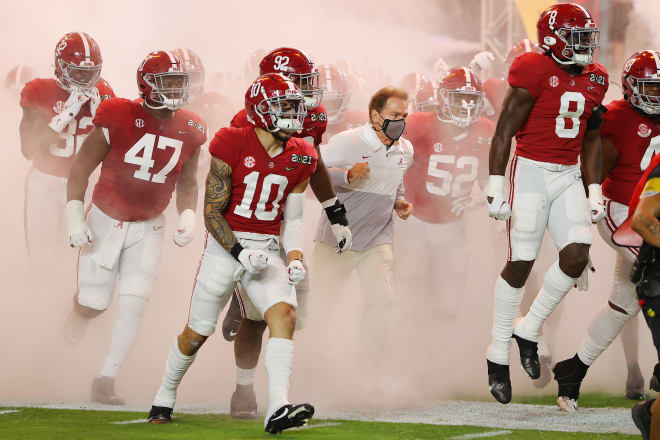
[
  {"x1": 632, "y1": 193, "x2": 660, "y2": 249},
  {"x1": 204, "y1": 157, "x2": 237, "y2": 252}
]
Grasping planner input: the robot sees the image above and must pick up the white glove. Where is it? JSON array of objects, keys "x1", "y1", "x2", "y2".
[
  {"x1": 286, "y1": 259, "x2": 306, "y2": 285},
  {"x1": 486, "y1": 175, "x2": 511, "y2": 220},
  {"x1": 85, "y1": 87, "x2": 101, "y2": 116},
  {"x1": 331, "y1": 224, "x2": 352, "y2": 253},
  {"x1": 470, "y1": 51, "x2": 495, "y2": 73},
  {"x1": 451, "y1": 195, "x2": 484, "y2": 217},
  {"x1": 173, "y1": 209, "x2": 195, "y2": 247},
  {"x1": 66, "y1": 200, "x2": 93, "y2": 247},
  {"x1": 48, "y1": 90, "x2": 90, "y2": 133},
  {"x1": 575, "y1": 257, "x2": 595, "y2": 292},
  {"x1": 237, "y1": 248, "x2": 269, "y2": 274},
  {"x1": 588, "y1": 184, "x2": 605, "y2": 223}
]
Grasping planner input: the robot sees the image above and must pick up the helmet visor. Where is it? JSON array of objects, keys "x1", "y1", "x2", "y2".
[
  {"x1": 61, "y1": 60, "x2": 101, "y2": 89},
  {"x1": 637, "y1": 79, "x2": 660, "y2": 114},
  {"x1": 443, "y1": 90, "x2": 484, "y2": 127},
  {"x1": 260, "y1": 94, "x2": 306, "y2": 131},
  {"x1": 290, "y1": 71, "x2": 323, "y2": 109},
  {"x1": 147, "y1": 72, "x2": 190, "y2": 110}
]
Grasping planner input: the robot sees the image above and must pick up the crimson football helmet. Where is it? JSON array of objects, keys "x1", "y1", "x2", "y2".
[
  {"x1": 505, "y1": 39, "x2": 541, "y2": 72},
  {"x1": 245, "y1": 73, "x2": 306, "y2": 132},
  {"x1": 622, "y1": 50, "x2": 660, "y2": 115},
  {"x1": 537, "y1": 3, "x2": 599, "y2": 67},
  {"x1": 137, "y1": 50, "x2": 189, "y2": 110},
  {"x1": 54, "y1": 32, "x2": 102, "y2": 91},
  {"x1": 171, "y1": 48, "x2": 205, "y2": 98},
  {"x1": 399, "y1": 73, "x2": 432, "y2": 101},
  {"x1": 437, "y1": 67, "x2": 485, "y2": 127},
  {"x1": 4, "y1": 65, "x2": 34, "y2": 92},
  {"x1": 415, "y1": 81, "x2": 439, "y2": 113},
  {"x1": 317, "y1": 64, "x2": 351, "y2": 124},
  {"x1": 259, "y1": 47, "x2": 322, "y2": 109}
]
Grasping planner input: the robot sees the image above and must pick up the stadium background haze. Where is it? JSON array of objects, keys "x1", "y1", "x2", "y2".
[{"x1": 0, "y1": 0, "x2": 659, "y2": 413}]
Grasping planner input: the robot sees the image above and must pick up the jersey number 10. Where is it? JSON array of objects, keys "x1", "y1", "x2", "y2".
[{"x1": 234, "y1": 172, "x2": 289, "y2": 221}]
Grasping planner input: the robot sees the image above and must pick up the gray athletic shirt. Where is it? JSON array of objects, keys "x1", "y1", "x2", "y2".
[{"x1": 315, "y1": 123, "x2": 414, "y2": 252}]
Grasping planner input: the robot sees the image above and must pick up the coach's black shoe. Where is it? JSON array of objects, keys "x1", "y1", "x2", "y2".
[
  {"x1": 265, "y1": 403, "x2": 314, "y2": 434},
  {"x1": 230, "y1": 385, "x2": 257, "y2": 419},
  {"x1": 222, "y1": 291, "x2": 242, "y2": 342},
  {"x1": 554, "y1": 354, "x2": 589, "y2": 412},
  {"x1": 147, "y1": 405, "x2": 173, "y2": 424},
  {"x1": 650, "y1": 363, "x2": 660, "y2": 393},
  {"x1": 626, "y1": 363, "x2": 646, "y2": 400},
  {"x1": 91, "y1": 376, "x2": 124, "y2": 406},
  {"x1": 513, "y1": 334, "x2": 540, "y2": 379},
  {"x1": 487, "y1": 360, "x2": 511, "y2": 404},
  {"x1": 631, "y1": 399, "x2": 655, "y2": 440}
]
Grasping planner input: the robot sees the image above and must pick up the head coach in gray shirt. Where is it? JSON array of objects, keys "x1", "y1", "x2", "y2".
[{"x1": 313, "y1": 86, "x2": 414, "y2": 368}]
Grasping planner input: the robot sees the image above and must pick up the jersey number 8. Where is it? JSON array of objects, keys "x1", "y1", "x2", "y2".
[{"x1": 555, "y1": 91, "x2": 585, "y2": 139}]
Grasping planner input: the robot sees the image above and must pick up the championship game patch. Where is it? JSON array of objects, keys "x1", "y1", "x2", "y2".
[{"x1": 641, "y1": 177, "x2": 660, "y2": 198}]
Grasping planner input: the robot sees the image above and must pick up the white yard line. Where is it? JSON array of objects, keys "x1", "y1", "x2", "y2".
[
  {"x1": 0, "y1": 410, "x2": 21, "y2": 415},
  {"x1": 111, "y1": 419, "x2": 147, "y2": 424},
  {"x1": 449, "y1": 430, "x2": 513, "y2": 439},
  {"x1": 292, "y1": 422, "x2": 342, "y2": 431}
]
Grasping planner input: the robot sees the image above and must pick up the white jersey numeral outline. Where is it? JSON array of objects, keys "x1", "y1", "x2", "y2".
[
  {"x1": 124, "y1": 133, "x2": 183, "y2": 183},
  {"x1": 234, "y1": 171, "x2": 289, "y2": 221},
  {"x1": 426, "y1": 154, "x2": 478, "y2": 197}
]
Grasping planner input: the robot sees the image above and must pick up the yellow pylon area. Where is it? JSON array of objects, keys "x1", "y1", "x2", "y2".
[{"x1": 514, "y1": 0, "x2": 556, "y2": 42}]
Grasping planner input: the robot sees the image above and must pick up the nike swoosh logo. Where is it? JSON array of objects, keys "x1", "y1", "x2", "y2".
[
  {"x1": 285, "y1": 166, "x2": 297, "y2": 171},
  {"x1": 229, "y1": 330, "x2": 238, "y2": 337},
  {"x1": 271, "y1": 406, "x2": 290, "y2": 421},
  {"x1": 362, "y1": 155, "x2": 370, "y2": 159}
]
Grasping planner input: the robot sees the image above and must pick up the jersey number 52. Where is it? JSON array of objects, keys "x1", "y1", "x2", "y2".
[{"x1": 426, "y1": 154, "x2": 478, "y2": 197}]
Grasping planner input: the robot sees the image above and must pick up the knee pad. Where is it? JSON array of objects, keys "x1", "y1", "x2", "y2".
[
  {"x1": 118, "y1": 294, "x2": 148, "y2": 319},
  {"x1": 188, "y1": 282, "x2": 232, "y2": 337},
  {"x1": 77, "y1": 288, "x2": 112, "y2": 311},
  {"x1": 511, "y1": 193, "x2": 545, "y2": 261}
]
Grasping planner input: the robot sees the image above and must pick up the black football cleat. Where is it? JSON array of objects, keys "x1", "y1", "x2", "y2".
[
  {"x1": 487, "y1": 360, "x2": 511, "y2": 404},
  {"x1": 147, "y1": 405, "x2": 173, "y2": 424},
  {"x1": 554, "y1": 354, "x2": 589, "y2": 412},
  {"x1": 631, "y1": 399, "x2": 654, "y2": 440},
  {"x1": 650, "y1": 363, "x2": 660, "y2": 393},
  {"x1": 222, "y1": 290, "x2": 243, "y2": 342},
  {"x1": 626, "y1": 364, "x2": 646, "y2": 400},
  {"x1": 265, "y1": 403, "x2": 314, "y2": 434},
  {"x1": 513, "y1": 334, "x2": 540, "y2": 379},
  {"x1": 230, "y1": 385, "x2": 257, "y2": 419}
]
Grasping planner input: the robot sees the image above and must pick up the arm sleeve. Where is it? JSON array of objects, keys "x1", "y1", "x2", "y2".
[
  {"x1": 208, "y1": 128, "x2": 240, "y2": 169},
  {"x1": 508, "y1": 54, "x2": 542, "y2": 99}
]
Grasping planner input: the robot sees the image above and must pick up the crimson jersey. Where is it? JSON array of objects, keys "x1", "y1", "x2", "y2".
[
  {"x1": 628, "y1": 153, "x2": 660, "y2": 216},
  {"x1": 20, "y1": 77, "x2": 115, "y2": 177},
  {"x1": 230, "y1": 103, "x2": 327, "y2": 147},
  {"x1": 92, "y1": 98, "x2": 206, "y2": 221},
  {"x1": 322, "y1": 110, "x2": 368, "y2": 144},
  {"x1": 602, "y1": 99, "x2": 660, "y2": 205},
  {"x1": 483, "y1": 77, "x2": 507, "y2": 120},
  {"x1": 403, "y1": 112, "x2": 494, "y2": 224},
  {"x1": 509, "y1": 52, "x2": 608, "y2": 165},
  {"x1": 187, "y1": 91, "x2": 233, "y2": 136},
  {"x1": 208, "y1": 127, "x2": 317, "y2": 235}
]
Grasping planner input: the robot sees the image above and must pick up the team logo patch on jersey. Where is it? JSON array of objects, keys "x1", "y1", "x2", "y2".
[
  {"x1": 549, "y1": 76, "x2": 559, "y2": 88},
  {"x1": 53, "y1": 100, "x2": 65, "y2": 113},
  {"x1": 638, "y1": 123, "x2": 652, "y2": 138},
  {"x1": 135, "y1": 119, "x2": 145, "y2": 128},
  {"x1": 244, "y1": 156, "x2": 256, "y2": 168},
  {"x1": 433, "y1": 143, "x2": 443, "y2": 153}
]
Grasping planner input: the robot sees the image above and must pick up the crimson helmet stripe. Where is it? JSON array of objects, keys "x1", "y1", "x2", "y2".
[
  {"x1": 523, "y1": 39, "x2": 531, "y2": 53},
  {"x1": 78, "y1": 32, "x2": 91, "y2": 62}
]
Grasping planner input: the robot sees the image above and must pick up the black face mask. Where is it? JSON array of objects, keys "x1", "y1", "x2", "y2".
[{"x1": 374, "y1": 113, "x2": 406, "y2": 142}]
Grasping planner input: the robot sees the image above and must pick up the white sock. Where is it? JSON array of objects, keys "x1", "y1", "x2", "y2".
[
  {"x1": 515, "y1": 261, "x2": 575, "y2": 343},
  {"x1": 237, "y1": 367, "x2": 256, "y2": 386},
  {"x1": 577, "y1": 303, "x2": 630, "y2": 365},
  {"x1": 265, "y1": 337, "x2": 294, "y2": 423},
  {"x1": 487, "y1": 276, "x2": 524, "y2": 366},
  {"x1": 153, "y1": 338, "x2": 196, "y2": 408},
  {"x1": 99, "y1": 295, "x2": 148, "y2": 378}
]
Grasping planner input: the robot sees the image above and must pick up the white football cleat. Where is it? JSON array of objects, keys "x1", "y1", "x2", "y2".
[{"x1": 557, "y1": 396, "x2": 578, "y2": 412}]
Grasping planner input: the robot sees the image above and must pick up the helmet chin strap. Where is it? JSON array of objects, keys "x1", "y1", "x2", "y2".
[{"x1": 550, "y1": 52, "x2": 576, "y2": 65}]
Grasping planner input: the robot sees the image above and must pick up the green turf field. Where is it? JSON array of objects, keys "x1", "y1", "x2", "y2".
[{"x1": 0, "y1": 393, "x2": 647, "y2": 439}]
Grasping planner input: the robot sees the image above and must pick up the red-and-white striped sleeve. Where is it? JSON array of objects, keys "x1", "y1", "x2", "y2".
[{"x1": 507, "y1": 155, "x2": 519, "y2": 262}]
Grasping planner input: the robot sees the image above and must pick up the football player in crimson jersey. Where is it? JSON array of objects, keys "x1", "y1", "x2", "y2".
[
  {"x1": 19, "y1": 32, "x2": 114, "y2": 263},
  {"x1": 64, "y1": 50, "x2": 205, "y2": 405},
  {"x1": 318, "y1": 64, "x2": 368, "y2": 144},
  {"x1": 149, "y1": 73, "x2": 316, "y2": 434},
  {"x1": 553, "y1": 50, "x2": 660, "y2": 410},
  {"x1": 220, "y1": 49, "x2": 351, "y2": 419},
  {"x1": 396, "y1": 66, "x2": 493, "y2": 319},
  {"x1": 482, "y1": 39, "x2": 541, "y2": 121},
  {"x1": 485, "y1": 3, "x2": 609, "y2": 405}
]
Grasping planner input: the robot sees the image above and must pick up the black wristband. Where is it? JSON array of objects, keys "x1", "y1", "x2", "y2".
[
  {"x1": 230, "y1": 242, "x2": 244, "y2": 261},
  {"x1": 325, "y1": 200, "x2": 348, "y2": 226}
]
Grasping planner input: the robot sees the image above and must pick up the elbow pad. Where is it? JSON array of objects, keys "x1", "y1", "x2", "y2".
[
  {"x1": 282, "y1": 192, "x2": 306, "y2": 255},
  {"x1": 586, "y1": 105, "x2": 606, "y2": 130}
]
